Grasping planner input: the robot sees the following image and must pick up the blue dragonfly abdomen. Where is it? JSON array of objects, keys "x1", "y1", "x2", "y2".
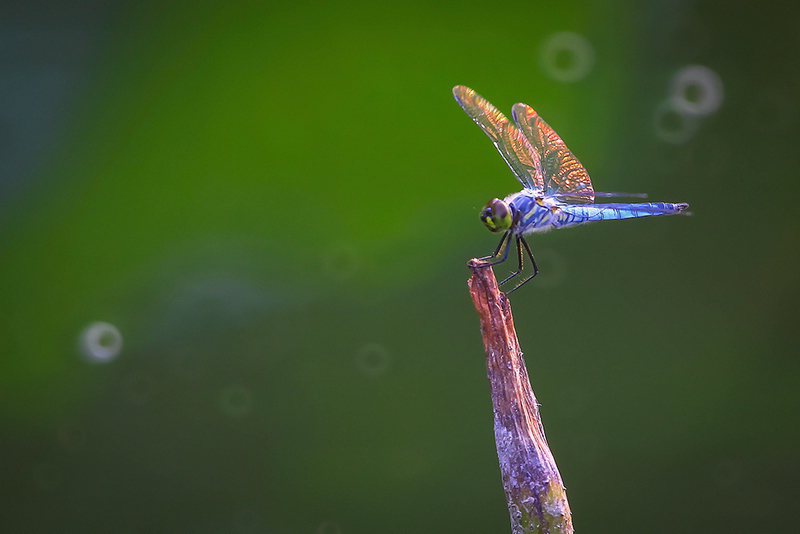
[{"x1": 552, "y1": 201, "x2": 689, "y2": 230}]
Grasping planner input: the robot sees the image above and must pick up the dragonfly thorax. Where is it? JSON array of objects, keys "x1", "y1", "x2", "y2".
[
  {"x1": 481, "y1": 198, "x2": 515, "y2": 233},
  {"x1": 506, "y1": 190, "x2": 561, "y2": 235}
]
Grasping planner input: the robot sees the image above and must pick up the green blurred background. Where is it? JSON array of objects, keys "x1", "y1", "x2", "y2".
[{"x1": 2, "y1": 0, "x2": 799, "y2": 532}]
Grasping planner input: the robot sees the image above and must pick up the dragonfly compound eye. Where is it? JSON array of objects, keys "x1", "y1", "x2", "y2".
[{"x1": 481, "y1": 198, "x2": 513, "y2": 232}]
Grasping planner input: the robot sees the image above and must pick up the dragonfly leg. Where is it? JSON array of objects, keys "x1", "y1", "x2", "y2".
[
  {"x1": 499, "y1": 235, "x2": 525, "y2": 286},
  {"x1": 478, "y1": 231, "x2": 512, "y2": 266},
  {"x1": 505, "y1": 236, "x2": 539, "y2": 294}
]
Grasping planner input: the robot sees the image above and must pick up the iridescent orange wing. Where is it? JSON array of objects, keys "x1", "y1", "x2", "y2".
[
  {"x1": 512, "y1": 102, "x2": 595, "y2": 203},
  {"x1": 453, "y1": 86, "x2": 545, "y2": 193}
]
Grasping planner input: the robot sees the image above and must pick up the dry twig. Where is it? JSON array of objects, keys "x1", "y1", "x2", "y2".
[{"x1": 468, "y1": 260, "x2": 573, "y2": 534}]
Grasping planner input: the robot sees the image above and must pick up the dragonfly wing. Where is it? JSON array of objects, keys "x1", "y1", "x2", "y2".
[
  {"x1": 453, "y1": 86, "x2": 544, "y2": 192},
  {"x1": 593, "y1": 192, "x2": 648, "y2": 199},
  {"x1": 512, "y1": 102, "x2": 594, "y2": 203}
]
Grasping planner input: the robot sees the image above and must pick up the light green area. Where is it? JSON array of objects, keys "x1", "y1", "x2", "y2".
[{"x1": 1, "y1": 0, "x2": 635, "y2": 420}]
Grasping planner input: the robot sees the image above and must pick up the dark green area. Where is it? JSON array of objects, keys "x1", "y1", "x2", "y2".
[{"x1": 2, "y1": 1, "x2": 799, "y2": 532}]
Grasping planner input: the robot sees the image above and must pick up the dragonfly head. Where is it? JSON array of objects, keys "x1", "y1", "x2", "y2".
[{"x1": 481, "y1": 198, "x2": 514, "y2": 233}]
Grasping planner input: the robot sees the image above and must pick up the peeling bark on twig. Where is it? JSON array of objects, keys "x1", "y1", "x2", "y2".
[{"x1": 468, "y1": 260, "x2": 573, "y2": 534}]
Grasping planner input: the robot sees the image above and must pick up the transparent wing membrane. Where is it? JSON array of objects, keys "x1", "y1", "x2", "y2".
[
  {"x1": 592, "y1": 192, "x2": 648, "y2": 199},
  {"x1": 453, "y1": 86, "x2": 544, "y2": 193},
  {"x1": 512, "y1": 102, "x2": 594, "y2": 203}
]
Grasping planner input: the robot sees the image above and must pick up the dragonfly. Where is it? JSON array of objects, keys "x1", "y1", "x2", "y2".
[{"x1": 453, "y1": 85, "x2": 688, "y2": 293}]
